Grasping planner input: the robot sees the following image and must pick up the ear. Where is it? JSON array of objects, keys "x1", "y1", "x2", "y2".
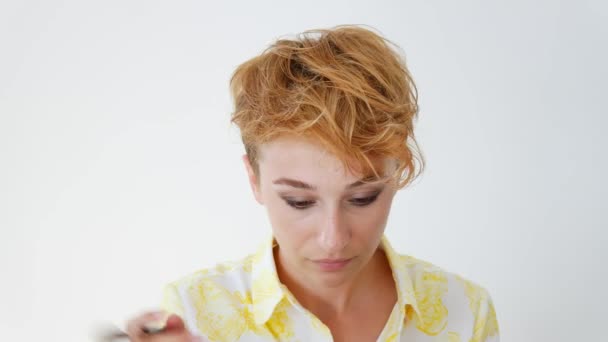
[{"x1": 242, "y1": 154, "x2": 264, "y2": 205}]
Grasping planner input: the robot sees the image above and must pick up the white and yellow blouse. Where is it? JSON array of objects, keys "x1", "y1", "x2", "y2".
[{"x1": 161, "y1": 235, "x2": 499, "y2": 341}]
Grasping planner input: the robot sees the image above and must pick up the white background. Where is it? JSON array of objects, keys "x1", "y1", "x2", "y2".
[{"x1": 1, "y1": 1, "x2": 606, "y2": 341}]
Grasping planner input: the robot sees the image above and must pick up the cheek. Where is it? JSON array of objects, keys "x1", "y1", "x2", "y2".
[
  {"x1": 349, "y1": 196, "x2": 394, "y2": 236},
  {"x1": 263, "y1": 193, "x2": 312, "y2": 247}
]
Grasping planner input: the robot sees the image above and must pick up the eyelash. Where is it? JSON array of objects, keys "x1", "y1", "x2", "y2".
[{"x1": 284, "y1": 193, "x2": 380, "y2": 210}]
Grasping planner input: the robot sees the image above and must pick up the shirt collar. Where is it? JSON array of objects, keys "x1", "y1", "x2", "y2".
[
  {"x1": 250, "y1": 234, "x2": 424, "y2": 326},
  {"x1": 379, "y1": 235, "x2": 424, "y2": 323},
  {"x1": 251, "y1": 235, "x2": 284, "y2": 325}
]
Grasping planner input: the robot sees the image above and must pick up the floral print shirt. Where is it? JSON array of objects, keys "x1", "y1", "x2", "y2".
[{"x1": 161, "y1": 235, "x2": 500, "y2": 341}]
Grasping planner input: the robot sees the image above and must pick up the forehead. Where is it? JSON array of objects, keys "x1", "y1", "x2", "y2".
[{"x1": 257, "y1": 136, "x2": 389, "y2": 182}]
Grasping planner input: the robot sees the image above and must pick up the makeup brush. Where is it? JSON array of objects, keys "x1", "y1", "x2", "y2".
[{"x1": 92, "y1": 324, "x2": 165, "y2": 342}]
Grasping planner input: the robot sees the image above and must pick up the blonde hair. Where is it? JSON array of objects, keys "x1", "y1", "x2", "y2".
[{"x1": 229, "y1": 24, "x2": 425, "y2": 189}]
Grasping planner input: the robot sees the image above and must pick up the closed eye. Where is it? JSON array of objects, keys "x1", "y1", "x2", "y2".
[
  {"x1": 349, "y1": 194, "x2": 380, "y2": 206},
  {"x1": 282, "y1": 191, "x2": 381, "y2": 210},
  {"x1": 285, "y1": 199, "x2": 315, "y2": 209}
]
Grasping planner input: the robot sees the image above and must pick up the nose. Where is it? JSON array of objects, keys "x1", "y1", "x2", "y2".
[{"x1": 318, "y1": 206, "x2": 351, "y2": 253}]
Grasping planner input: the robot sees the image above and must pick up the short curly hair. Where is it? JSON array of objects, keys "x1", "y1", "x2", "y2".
[{"x1": 229, "y1": 24, "x2": 425, "y2": 189}]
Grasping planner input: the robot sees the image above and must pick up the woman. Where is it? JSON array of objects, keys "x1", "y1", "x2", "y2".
[{"x1": 125, "y1": 25, "x2": 499, "y2": 342}]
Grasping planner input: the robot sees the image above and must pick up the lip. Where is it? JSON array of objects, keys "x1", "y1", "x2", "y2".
[{"x1": 313, "y1": 257, "x2": 354, "y2": 271}]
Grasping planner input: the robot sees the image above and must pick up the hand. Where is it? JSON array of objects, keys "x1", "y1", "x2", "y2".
[{"x1": 125, "y1": 311, "x2": 206, "y2": 342}]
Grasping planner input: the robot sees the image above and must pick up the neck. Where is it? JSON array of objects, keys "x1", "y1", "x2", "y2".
[{"x1": 275, "y1": 246, "x2": 395, "y2": 317}]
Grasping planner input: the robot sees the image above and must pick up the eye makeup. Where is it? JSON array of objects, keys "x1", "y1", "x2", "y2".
[{"x1": 280, "y1": 186, "x2": 385, "y2": 210}]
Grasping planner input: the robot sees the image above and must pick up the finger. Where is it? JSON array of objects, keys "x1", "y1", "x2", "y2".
[
  {"x1": 163, "y1": 314, "x2": 185, "y2": 332},
  {"x1": 145, "y1": 331, "x2": 199, "y2": 342}
]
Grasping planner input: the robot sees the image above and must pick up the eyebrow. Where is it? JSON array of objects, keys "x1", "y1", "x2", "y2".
[{"x1": 272, "y1": 175, "x2": 385, "y2": 190}]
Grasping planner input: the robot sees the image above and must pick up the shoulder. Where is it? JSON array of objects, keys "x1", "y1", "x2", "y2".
[
  {"x1": 168, "y1": 252, "x2": 256, "y2": 289},
  {"x1": 161, "y1": 253, "x2": 257, "y2": 315},
  {"x1": 160, "y1": 252, "x2": 274, "y2": 341},
  {"x1": 398, "y1": 253, "x2": 489, "y2": 297},
  {"x1": 396, "y1": 254, "x2": 500, "y2": 339}
]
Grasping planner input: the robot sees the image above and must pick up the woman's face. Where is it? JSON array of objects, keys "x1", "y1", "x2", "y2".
[{"x1": 244, "y1": 136, "x2": 398, "y2": 287}]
